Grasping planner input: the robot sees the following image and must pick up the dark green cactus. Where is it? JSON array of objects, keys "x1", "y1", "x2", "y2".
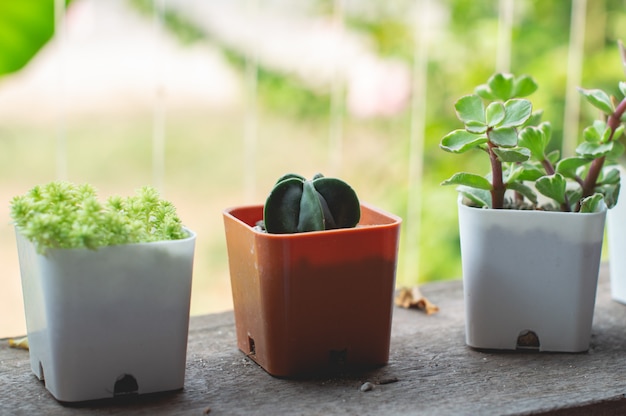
[{"x1": 263, "y1": 173, "x2": 361, "y2": 234}]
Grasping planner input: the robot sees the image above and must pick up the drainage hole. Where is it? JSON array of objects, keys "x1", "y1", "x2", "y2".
[
  {"x1": 114, "y1": 374, "x2": 138, "y2": 397},
  {"x1": 248, "y1": 336, "x2": 256, "y2": 356},
  {"x1": 517, "y1": 330, "x2": 540, "y2": 350}
]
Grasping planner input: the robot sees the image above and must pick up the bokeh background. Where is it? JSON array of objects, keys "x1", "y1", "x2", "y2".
[{"x1": 1, "y1": 0, "x2": 625, "y2": 337}]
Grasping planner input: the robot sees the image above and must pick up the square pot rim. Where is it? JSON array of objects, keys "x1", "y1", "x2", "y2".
[
  {"x1": 457, "y1": 197, "x2": 607, "y2": 218},
  {"x1": 223, "y1": 202, "x2": 402, "y2": 239},
  {"x1": 14, "y1": 226, "x2": 197, "y2": 254}
]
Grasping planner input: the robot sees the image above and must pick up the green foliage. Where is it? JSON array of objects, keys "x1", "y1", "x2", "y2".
[
  {"x1": 440, "y1": 70, "x2": 626, "y2": 212},
  {"x1": 10, "y1": 181, "x2": 187, "y2": 253},
  {"x1": 263, "y1": 173, "x2": 360, "y2": 234},
  {"x1": 129, "y1": 0, "x2": 204, "y2": 45},
  {"x1": 0, "y1": 1, "x2": 70, "y2": 76},
  {"x1": 129, "y1": 0, "x2": 331, "y2": 119}
]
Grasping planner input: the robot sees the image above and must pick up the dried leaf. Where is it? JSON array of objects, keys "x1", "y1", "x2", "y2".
[
  {"x1": 8, "y1": 336, "x2": 29, "y2": 350},
  {"x1": 395, "y1": 287, "x2": 439, "y2": 315}
]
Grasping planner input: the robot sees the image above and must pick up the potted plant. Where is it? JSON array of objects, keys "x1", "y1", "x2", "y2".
[
  {"x1": 606, "y1": 42, "x2": 626, "y2": 303},
  {"x1": 440, "y1": 70, "x2": 626, "y2": 352},
  {"x1": 608, "y1": 163, "x2": 626, "y2": 303},
  {"x1": 223, "y1": 173, "x2": 402, "y2": 377},
  {"x1": 11, "y1": 181, "x2": 196, "y2": 402}
]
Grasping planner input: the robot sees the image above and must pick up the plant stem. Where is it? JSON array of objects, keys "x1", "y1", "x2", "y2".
[
  {"x1": 488, "y1": 141, "x2": 505, "y2": 209},
  {"x1": 542, "y1": 158, "x2": 572, "y2": 211},
  {"x1": 541, "y1": 159, "x2": 555, "y2": 175},
  {"x1": 580, "y1": 97, "x2": 626, "y2": 209}
]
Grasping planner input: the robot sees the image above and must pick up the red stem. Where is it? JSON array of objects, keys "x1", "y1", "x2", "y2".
[
  {"x1": 580, "y1": 97, "x2": 626, "y2": 210},
  {"x1": 488, "y1": 141, "x2": 505, "y2": 209}
]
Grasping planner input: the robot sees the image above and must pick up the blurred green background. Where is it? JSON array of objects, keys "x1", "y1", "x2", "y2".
[{"x1": 1, "y1": 0, "x2": 625, "y2": 337}]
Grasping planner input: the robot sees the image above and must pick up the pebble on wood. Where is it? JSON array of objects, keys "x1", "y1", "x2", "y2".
[{"x1": 360, "y1": 382, "x2": 375, "y2": 392}]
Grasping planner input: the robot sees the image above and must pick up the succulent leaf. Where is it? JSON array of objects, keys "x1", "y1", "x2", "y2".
[
  {"x1": 440, "y1": 130, "x2": 487, "y2": 153},
  {"x1": 536, "y1": 174, "x2": 567, "y2": 205},
  {"x1": 263, "y1": 174, "x2": 360, "y2": 234},
  {"x1": 506, "y1": 181, "x2": 538, "y2": 205},
  {"x1": 441, "y1": 172, "x2": 492, "y2": 190},
  {"x1": 492, "y1": 147, "x2": 530, "y2": 163},
  {"x1": 457, "y1": 186, "x2": 492, "y2": 208},
  {"x1": 486, "y1": 73, "x2": 515, "y2": 100},
  {"x1": 578, "y1": 88, "x2": 614, "y2": 115},
  {"x1": 455, "y1": 95, "x2": 486, "y2": 124},
  {"x1": 518, "y1": 124, "x2": 549, "y2": 160},
  {"x1": 488, "y1": 126, "x2": 518, "y2": 147},
  {"x1": 556, "y1": 157, "x2": 591, "y2": 179},
  {"x1": 580, "y1": 193, "x2": 604, "y2": 213},
  {"x1": 576, "y1": 141, "x2": 614, "y2": 158},
  {"x1": 512, "y1": 75, "x2": 538, "y2": 97},
  {"x1": 500, "y1": 99, "x2": 533, "y2": 128},
  {"x1": 486, "y1": 102, "x2": 505, "y2": 126}
]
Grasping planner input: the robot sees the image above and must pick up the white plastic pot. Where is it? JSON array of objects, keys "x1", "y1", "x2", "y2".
[
  {"x1": 458, "y1": 200, "x2": 606, "y2": 352},
  {"x1": 16, "y1": 228, "x2": 196, "y2": 402},
  {"x1": 607, "y1": 166, "x2": 626, "y2": 303}
]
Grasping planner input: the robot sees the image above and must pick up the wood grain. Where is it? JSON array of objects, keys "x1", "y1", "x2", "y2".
[{"x1": 2, "y1": 264, "x2": 626, "y2": 415}]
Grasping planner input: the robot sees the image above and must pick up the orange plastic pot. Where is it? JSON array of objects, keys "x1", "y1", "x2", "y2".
[{"x1": 223, "y1": 203, "x2": 402, "y2": 377}]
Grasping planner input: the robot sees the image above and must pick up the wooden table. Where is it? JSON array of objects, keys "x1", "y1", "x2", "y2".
[{"x1": 2, "y1": 264, "x2": 626, "y2": 415}]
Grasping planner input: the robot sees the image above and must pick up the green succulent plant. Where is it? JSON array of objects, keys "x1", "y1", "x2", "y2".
[
  {"x1": 440, "y1": 55, "x2": 626, "y2": 212},
  {"x1": 10, "y1": 181, "x2": 187, "y2": 253},
  {"x1": 262, "y1": 173, "x2": 360, "y2": 234}
]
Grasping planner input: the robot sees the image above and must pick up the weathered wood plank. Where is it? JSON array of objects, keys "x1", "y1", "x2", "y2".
[{"x1": 2, "y1": 264, "x2": 626, "y2": 415}]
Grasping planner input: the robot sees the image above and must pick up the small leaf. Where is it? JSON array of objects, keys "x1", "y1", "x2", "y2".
[
  {"x1": 457, "y1": 186, "x2": 492, "y2": 208},
  {"x1": 546, "y1": 149, "x2": 560, "y2": 165},
  {"x1": 486, "y1": 102, "x2": 505, "y2": 126},
  {"x1": 492, "y1": 147, "x2": 530, "y2": 163},
  {"x1": 566, "y1": 187, "x2": 583, "y2": 206},
  {"x1": 556, "y1": 157, "x2": 590, "y2": 179},
  {"x1": 488, "y1": 126, "x2": 518, "y2": 147},
  {"x1": 524, "y1": 110, "x2": 544, "y2": 127},
  {"x1": 540, "y1": 122, "x2": 553, "y2": 142},
  {"x1": 578, "y1": 87, "x2": 614, "y2": 115},
  {"x1": 582, "y1": 122, "x2": 605, "y2": 142},
  {"x1": 500, "y1": 99, "x2": 533, "y2": 128},
  {"x1": 455, "y1": 95, "x2": 485, "y2": 124},
  {"x1": 441, "y1": 172, "x2": 492, "y2": 190},
  {"x1": 580, "y1": 193, "x2": 604, "y2": 213},
  {"x1": 487, "y1": 73, "x2": 514, "y2": 101},
  {"x1": 536, "y1": 174, "x2": 567, "y2": 205},
  {"x1": 440, "y1": 130, "x2": 487, "y2": 153},
  {"x1": 620, "y1": 81, "x2": 626, "y2": 98},
  {"x1": 518, "y1": 125, "x2": 548, "y2": 160},
  {"x1": 599, "y1": 167, "x2": 620, "y2": 185},
  {"x1": 598, "y1": 183, "x2": 620, "y2": 209},
  {"x1": 576, "y1": 141, "x2": 614, "y2": 158},
  {"x1": 466, "y1": 120, "x2": 488, "y2": 134},
  {"x1": 512, "y1": 75, "x2": 538, "y2": 97},
  {"x1": 506, "y1": 181, "x2": 538, "y2": 205},
  {"x1": 474, "y1": 84, "x2": 494, "y2": 100},
  {"x1": 515, "y1": 162, "x2": 544, "y2": 181},
  {"x1": 504, "y1": 163, "x2": 524, "y2": 183}
]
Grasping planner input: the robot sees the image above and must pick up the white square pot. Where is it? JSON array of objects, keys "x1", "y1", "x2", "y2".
[
  {"x1": 16, "y1": 229, "x2": 196, "y2": 402},
  {"x1": 458, "y1": 200, "x2": 606, "y2": 352},
  {"x1": 607, "y1": 167, "x2": 626, "y2": 303}
]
